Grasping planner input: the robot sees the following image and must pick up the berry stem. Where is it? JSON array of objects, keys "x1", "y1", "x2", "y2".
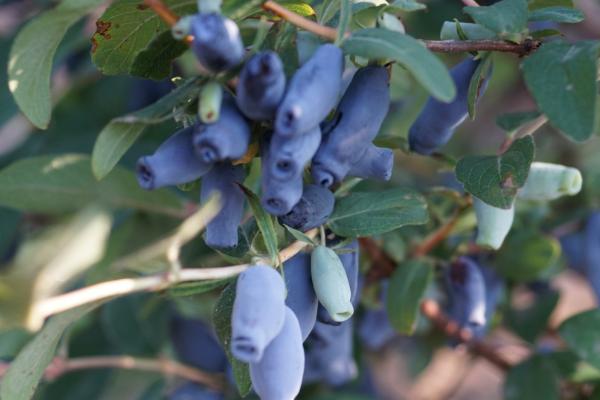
[
  {"x1": 0, "y1": 356, "x2": 224, "y2": 391},
  {"x1": 461, "y1": 0, "x2": 480, "y2": 7}
]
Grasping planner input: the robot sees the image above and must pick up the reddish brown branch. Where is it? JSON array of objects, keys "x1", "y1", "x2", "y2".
[
  {"x1": 412, "y1": 209, "x2": 463, "y2": 257},
  {"x1": 424, "y1": 39, "x2": 541, "y2": 56},
  {"x1": 360, "y1": 237, "x2": 397, "y2": 283},
  {"x1": 461, "y1": 0, "x2": 480, "y2": 7},
  {"x1": 420, "y1": 300, "x2": 512, "y2": 371},
  {"x1": 143, "y1": 0, "x2": 193, "y2": 44}
]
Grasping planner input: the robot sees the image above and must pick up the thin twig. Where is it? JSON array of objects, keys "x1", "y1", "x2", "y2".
[
  {"x1": 36, "y1": 229, "x2": 318, "y2": 320},
  {"x1": 360, "y1": 237, "x2": 397, "y2": 283},
  {"x1": 420, "y1": 299, "x2": 512, "y2": 371},
  {"x1": 262, "y1": 0, "x2": 338, "y2": 41},
  {"x1": 424, "y1": 39, "x2": 541, "y2": 56},
  {"x1": 412, "y1": 208, "x2": 464, "y2": 257},
  {"x1": 143, "y1": 0, "x2": 180, "y2": 26},
  {"x1": 1, "y1": 356, "x2": 224, "y2": 391}
]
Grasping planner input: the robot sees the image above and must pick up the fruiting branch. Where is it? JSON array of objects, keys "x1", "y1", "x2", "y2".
[
  {"x1": 144, "y1": 0, "x2": 541, "y2": 56},
  {"x1": 36, "y1": 228, "x2": 318, "y2": 320},
  {"x1": 462, "y1": 0, "x2": 480, "y2": 7},
  {"x1": 0, "y1": 356, "x2": 224, "y2": 391},
  {"x1": 420, "y1": 300, "x2": 512, "y2": 371}
]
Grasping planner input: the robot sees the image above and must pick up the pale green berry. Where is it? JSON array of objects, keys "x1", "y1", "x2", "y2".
[
  {"x1": 473, "y1": 196, "x2": 514, "y2": 250},
  {"x1": 310, "y1": 245, "x2": 354, "y2": 322},
  {"x1": 198, "y1": 81, "x2": 223, "y2": 124},
  {"x1": 519, "y1": 162, "x2": 582, "y2": 201}
]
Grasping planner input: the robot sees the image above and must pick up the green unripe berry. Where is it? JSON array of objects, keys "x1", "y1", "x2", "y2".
[
  {"x1": 310, "y1": 245, "x2": 354, "y2": 322},
  {"x1": 473, "y1": 196, "x2": 514, "y2": 250},
  {"x1": 519, "y1": 162, "x2": 582, "y2": 201},
  {"x1": 199, "y1": 81, "x2": 223, "y2": 124}
]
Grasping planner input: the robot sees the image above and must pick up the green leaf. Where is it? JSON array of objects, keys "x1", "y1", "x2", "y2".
[
  {"x1": 239, "y1": 185, "x2": 279, "y2": 265},
  {"x1": 91, "y1": 0, "x2": 197, "y2": 77},
  {"x1": 0, "y1": 154, "x2": 183, "y2": 216},
  {"x1": 213, "y1": 283, "x2": 252, "y2": 397},
  {"x1": 505, "y1": 288, "x2": 559, "y2": 343},
  {"x1": 283, "y1": 225, "x2": 317, "y2": 246},
  {"x1": 0, "y1": 303, "x2": 102, "y2": 400},
  {"x1": 0, "y1": 206, "x2": 111, "y2": 331},
  {"x1": 494, "y1": 231, "x2": 561, "y2": 282},
  {"x1": 522, "y1": 40, "x2": 599, "y2": 142},
  {"x1": 464, "y1": 0, "x2": 529, "y2": 39},
  {"x1": 386, "y1": 0, "x2": 427, "y2": 12},
  {"x1": 528, "y1": 0, "x2": 574, "y2": 11},
  {"x1": 496, "y1": 110, "x2": 542, "y2": 131},
  {"x1": 336, "y1": 0, "x2": 352, "y2": 45},
  {"x1": 328, "y1": 188, "x2": 429, "y2": 237},
  {"x1": 559, "y1": 309, "x2": 600, "y2": 370},
  {"x1": 455, "y1": 136, "x2": 535, "y2": 209},
  {"x1": 440, "y1": 21, "x2": 497, "y2": 40},
  {"x1": 504, "y1": 354, "x2": 560, "y2": 400},
  {"x1": 342, "y1": 28, "x2": 456, "y2": 102},
  {"x1": 7, "y1": 0, "x2": 105, "y2": 129},
  {"x1": 528, "y1": 6, "x2": 584, "y2": 23},
  {"x1": 222, "y1": 0, "x2": 264, "y2": 20},
  {"x1": 130, "y1": 31, "x2": 189, "y2": 80},
  {"x1": 92, "y1": 77, "x2": 201, "y2": 179},
  {"x1": 385, "y1": 259, "x2": 432, "y2": 334},
  {"x1": 467, "y1": 53, "x2": 492, "y2": 119}
]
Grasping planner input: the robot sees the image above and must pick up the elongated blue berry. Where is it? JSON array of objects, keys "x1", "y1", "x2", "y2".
[
  {"x1": 358, "y1": 307, "x2": 396, "y2": 350},
  {"x1": 446, "y1": 257, "x2": 487, "y2": 330},
  {"x1": 200, "y1": 163, "x2": 246, "y2": 248},
  {"x1": 275, "y1": 44, "x2": 344, "y2": 136},
  {"x1": 250, "y1": 307, "x2": 305, "y2": 400},
  {"x1": 518, "y1": 162, "x2": 583, "y2": 201},
  {"x1": 169, "y1": 382, "x2": 223, "y2": 400},
  {"x1": 231, "y1": 265, "x2": 286, "y2": 363},
  {"x1": 583, "y1": 213, "x2": 600, "y2": 303},
  {"x1": 283, "y1": 252, "x2": 318, "y2": 340},
  {"x1": 312, "y1": 66, "x2": 390, "y2": 187},
  {"x1": 278, "y1": 184, "x2": 335, "y2": 232},
  {"x1": 317, "y1": 240, "x2": 360, "y2": 325},
  {"x1": 311, "y1": 245, "x2": 354, "y2": 323},
  {"x1": 472, "y1": 263, "x2": 504, "y2": 338},
  {"x1": 347, "y1": 144, "x2": 394, "y2": 181},
  {"x1": 260, "y1": 137, "x2": 303, "y2": 216},
  {"x1": 267, "y1": 126, "x2": 322, "y2": 180},
  {"x1": 409, "y1": 58, "x2": 488, "y2": 155},
  {"x1": 190, "y1": 13, "x2": 244, "y2": 72},
  {"x1": 305, "y1": 321, "x2": 357, "y2": 387},
  {"x1": 236, "y1": 51, "x2": 286, "y2": 121},
  {"x1": 561, "y1": 232, "x2": 586, "y2": 274},
  {"x1": 473, "y1": 196, "x2": 514, "y2": 250},
  {"x1": 170, "y1": 315, "x2": 227, "y2": 372},
  {"x1": 193, "y1": 100, "x2": 250, "y2": 163},
  {"x1": 136, "y1": 126, "x2": 212, "y2": 190}
]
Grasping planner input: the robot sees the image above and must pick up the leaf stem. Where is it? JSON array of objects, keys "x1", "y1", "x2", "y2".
[
  {"x1": 497, "y1": 114, "x2": 549, "y2": 154},
  {"x1": 262, "y1": 0, "x2": 338, "y2": 41}
]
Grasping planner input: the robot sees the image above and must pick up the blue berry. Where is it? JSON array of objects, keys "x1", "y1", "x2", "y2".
[
  {"x1": 193, "y1": 99, "x2": 250, "y2": 163},
  {"x1": 347, "y1": 144, "x2": 394, "y2": 181},
  {"x1": 471, "y1": 262, "x2": 504, "y2": 338},
  {"x1": 231, "y1": 265, "x2": 286, "y2": 363},
  {"x1": 200, "y1": 163, "x2": 246, "y2": 248},
  {"x1": 583, "y1": 213, "x2": 600, "y2": 303},
  {"x1": 312, "y1": 66, "x2": 390, "y2": 187},
  {"x1": 409, "y1": 57, "x2": 488, "y2": 155},
  {"x1": 236, "y1": 51, "x2": 286, "y2": 121},
  {"x1": 304, "y1": 321, "x2": 357, "y2": 387},
  {"x1": 278, "y1": 184, "x2": 335, "y2": 232},
  {"x1": 170, "y1": 315, "x2": 227, "y2": 373},
  {"x1": 275, "y1": 44, "x2": 344, "y2": 137},
  {"x1": 283, "y1": 252, "x2": 318, "y2": 341},
  {"x1": 445, "y1": 257, "x2": 487, "y2": 330},
  {"x1": 136, "y1": 126, "x2": 212, "y2": 190},
  {"x1": 267, "y1": 126, "x2": 322, "y2": 181},
  {"x1": 190, "y1": 13, "x2": 244, "y2": 73},
  {"x1": 249, "y1": 307, "x2": 304, "y2": 400}
]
